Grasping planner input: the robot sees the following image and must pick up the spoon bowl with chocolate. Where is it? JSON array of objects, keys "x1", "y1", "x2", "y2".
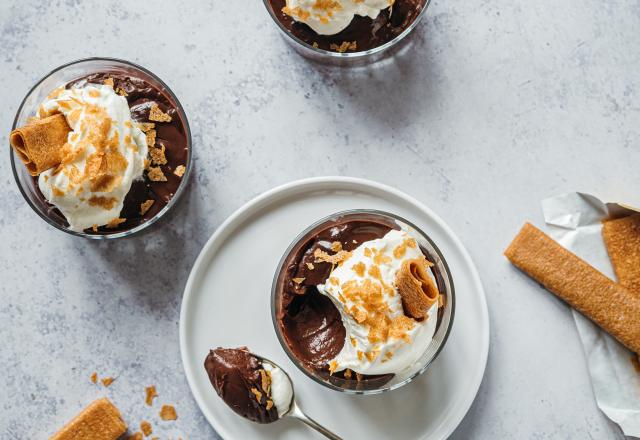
[
  {"x1": 10, "y1": 58, "x2": 191, "y2": 239},
  {"x1": 263, "y1": 0, "x2": 431, "y2": 64},
  {"x1": 204, "y1": 347, "x2": 342, "y2": 439},
  {"x1": 272, "y1": 210, "x2": 455, "y2": 394}
]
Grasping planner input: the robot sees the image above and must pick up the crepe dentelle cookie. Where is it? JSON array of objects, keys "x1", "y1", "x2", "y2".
[
  {"x1": 505, "y1": 222, "x2": 640, "y2": 354},
  {"x1": 602, "y1": 214, "x2": 640, "y2": 296},
  {"x1": 49, "y1": 398, "x2": 126, "y2": 440}
]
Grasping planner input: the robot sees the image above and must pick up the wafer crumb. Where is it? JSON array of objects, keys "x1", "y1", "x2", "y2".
[
  {"x1": 140, "y1": 199, "x2": 155, "y2": 216},
  {"x1": 159, "y1": 405, "x2": 177, "y2": 421},
  {"x1": 174, "y1": 165, "x2": 186, "y2": 177},
  {"x1": 147, "y1": 167, "x2": 167, "y2": 182},
  {"x1": 149, "y1": 103, "x2": 172, "y2": 122},
  {"x1": 90, "y1": 372, "x2": 98, "y2": 384},
  {"x1": 145, "y1": 385, "x2": 158, "y2": 406},
  {"x1": 101, "y1": 377, "x2": 115, "y2": 387},
  {"x1": 140, "y1": 420, "x2": 152, "y2": 436}
]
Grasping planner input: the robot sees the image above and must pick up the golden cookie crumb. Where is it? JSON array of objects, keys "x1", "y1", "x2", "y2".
[
  {"x1": 103, "y1": 78, "x2": 114, "y2": 87},
  {"x1": 101, "y1": 377, "x2": 115, "y2": 387},
  {"x1": 140, "y1": 420, "x2": 152, "y2": 436},
  {"x1": 149, "y1": 103, "x2": 172, "y2": 122},
  {"x1": 145, "y1": 385, "x2": 158, "y2": 406},
  {"x1": 149, "y1": 145, "x2": 167, "y2": 165},
  {"x1": 138, "y1": 122, "x2": 155, "y2": 133},
  {"x1": 140, "y1": 199, "x2": 155, "y2": 216},
  {"x1": 159, "y1": 405, "x2": 177, "y2": 421},
  {"x1": 174, "y1": 165, "x2": 186, "y2": 177},
  {"x1": 90, "y1": 372, "x2": 98, "y2": 384},
  {"x1": 147, "y1": 166, "x2": 167, "y2": 182},
  {"x1": 106, "y1": 218, "x2": 126, "y2": 229},
  {"x1": 250, "y1": 387, "x2": 263, "y2": 402},
  {"x1": 146, "y1": 129, "x2": 157, "y2": 148}
]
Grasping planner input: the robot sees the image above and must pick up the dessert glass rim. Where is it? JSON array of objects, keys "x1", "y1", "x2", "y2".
[
  {"x1": 9, "y1": 56, "x2": 193, "y2": 239},
  {"x1": 262, "y1": 0, "x2": 433, "y2": 59},
  {"x1": 270, "y1": 208, "x2": 456, "y2": 395}
]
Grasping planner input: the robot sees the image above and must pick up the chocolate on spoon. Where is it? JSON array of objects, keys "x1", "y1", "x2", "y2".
[{"x1": 204, "y1": 347, "x2": 342, "y2": 439}]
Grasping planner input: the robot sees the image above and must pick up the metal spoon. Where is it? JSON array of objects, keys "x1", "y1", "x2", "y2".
[{"x1": 256, "y1": 355, "x2": 343, "y2": 440}]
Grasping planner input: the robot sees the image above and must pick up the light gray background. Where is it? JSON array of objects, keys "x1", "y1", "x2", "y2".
[{"x1": 0, "y1": 0, "x2": 638, "y2": 438}]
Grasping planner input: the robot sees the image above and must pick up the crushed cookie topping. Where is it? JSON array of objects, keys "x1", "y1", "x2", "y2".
[
  {"x1": 329, "y1": 41, "x2": 357, "y2": 53},
  {"x1": 88, "y1": 196, "x2": 118, "y2": 211},
  {"x1": 149, "y1": 145, "x2": 167, "y2": 165},
  {"x1": 260, "y1": 369, "x2": 272, "y2": 394},
  {"x1": 352, "y1": 261, "x2": 366, "y2": 277},
  {"x1": 174, "y1": 165, "x2": 186, "y2": 177},
  {"x1": 314, "y1": 247, "x2": 351, "y2": 265},
  {"x1": 137, "y1": 122, "x2": 155, "y2": 132},
  {"x1": 103, "y1": 78, "x2": 114, "y2": 88},
  {"x1": 147, "y1": 166, "x2": 167, "y2": 182},
  {"x1": 106, "y1": 217, "x2": 126, "y2": 228},
  {"x1": 341, "y1": 278, "x2": 415, "y2": 345},
  {"x1": 306, "y1": 262, "x2": 315, "y2": 270},
  {"x1": 328, "y1": 360, "x2": 338, "y2": 375},
  {"x1": 140, "y1": 199, "x2": 155, "y2": 215},
  {"x1": 250, "y1": 387, "x2": 263, "y2": 402},
  {"x1": 146, "y1": 129, "x2": 157, "y2": 148},
  {"x1": 331, "y1": 241, "x2": 343, "y2": 252},
  {"x1": 293, "y1": 277, "x2": 305, "y2": 284},
  {"x1": 149, "y1": 103, "x2": 172, "y2": 122}
]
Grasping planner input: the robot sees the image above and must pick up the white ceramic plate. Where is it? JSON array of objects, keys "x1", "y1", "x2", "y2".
[{"x1": 180, "y1": 177, "x2": 489, "y2": 440}]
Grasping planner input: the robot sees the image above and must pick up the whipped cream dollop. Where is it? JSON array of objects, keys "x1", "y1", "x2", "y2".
[
  {"x1": 37, "y1": 84, "x2": 148, "y2": 231},
  {"x1": 262, "y1": 363, "x2": 293, "y2": 417},
  {"x1": 283, "y1": 0, "x2": 393, "y2": 35},
  {"x1": 318, "y1": 229, "x2": 439, "y2": 375}
]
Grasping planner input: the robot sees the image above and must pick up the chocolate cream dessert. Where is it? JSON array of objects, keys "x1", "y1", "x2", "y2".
[
  {"x1": 204, "y1": 348, "x2": 293, "y2": 423},
  {"x1": 269, "y1": 0, "x2": 425, "y2": 53},
  {"x1": 10, "y1": 71, "x2": 188, "y2": 234},
  {"x1": 275, "y1": 216, "x2": 445, "y2": 389}
]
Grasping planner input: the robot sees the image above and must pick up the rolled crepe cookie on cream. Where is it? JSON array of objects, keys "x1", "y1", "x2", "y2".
[
  {"x1": 10, "y1": 113, "x2": 71, "y2": 175},
  {"x1": 396, "y1": 257, "x2": 439, "y2": 320}
]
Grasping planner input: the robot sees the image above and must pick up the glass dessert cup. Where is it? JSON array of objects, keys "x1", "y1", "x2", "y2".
[
  {"x1": 10, "y1": 57, "x2": 192, "y2": 239},
  {"x1": 262, "y1": 0, "x2": 432, "y2": 65},
  {"x1": 271, "y1": 209, "x2": 455, "y2": 395}
]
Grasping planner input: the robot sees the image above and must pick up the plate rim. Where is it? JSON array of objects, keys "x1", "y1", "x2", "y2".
[{"x1": 179, "y1": 176, "x2": 490, "y2": 440}]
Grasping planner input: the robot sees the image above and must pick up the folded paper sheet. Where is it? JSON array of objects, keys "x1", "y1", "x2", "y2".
[{"x1": 542, "y1": 192, "x2": 640, "y2": 437}]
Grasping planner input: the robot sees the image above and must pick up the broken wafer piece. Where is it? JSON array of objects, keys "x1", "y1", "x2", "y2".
[
  {"x1": 602, "y1": 214, "x2": 640, "y2": 296},
  {"x1": 49, "y1": 397, "x2": 127, "y2": 440},
  {"x1": 505, "y1": 223, "x2": 640, "y2": 354},
  {"x1": 395, "y1": 257, "x2": 439, "y2": 320},
  {"x1": 10, "y1": 113, "x2": 71, "y2": 176}
]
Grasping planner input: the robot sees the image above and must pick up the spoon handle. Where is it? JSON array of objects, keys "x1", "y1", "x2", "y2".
[{"x1": 289, "y1": 401, "x2": 343, "y2": 440}]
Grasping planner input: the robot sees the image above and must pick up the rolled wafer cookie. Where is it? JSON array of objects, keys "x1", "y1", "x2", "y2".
[
  {"x1": 602, "y1": 214, "x2": 640, "y2": 296},
  {"x1": 10, "y1": 113, "x2": 71, "y2": 176},
  {"x1": 395, "y1": 257, "x2": 439, "y2": 320},
  {"x1": 49, "y1": 397, "x2": 127, "y2": 440},
  {"x1": 505, "y1": 222, "x2": 640, "y2": 354}
]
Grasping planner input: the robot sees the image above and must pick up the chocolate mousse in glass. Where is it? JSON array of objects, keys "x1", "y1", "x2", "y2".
[
  {"x1": 263, "y1": 0, "x2": 430, "y2": 63},
  {"x1": 272, "y1": 210, "x2": 455, "y2": 394},
  {"x1": 10, "y1": 58, "x2": 191, "y2": 239}
]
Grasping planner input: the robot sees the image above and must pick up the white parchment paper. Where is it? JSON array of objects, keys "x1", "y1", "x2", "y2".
[{"x1": 542, "y1": 192, "x2": 640, "y2": 436}]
